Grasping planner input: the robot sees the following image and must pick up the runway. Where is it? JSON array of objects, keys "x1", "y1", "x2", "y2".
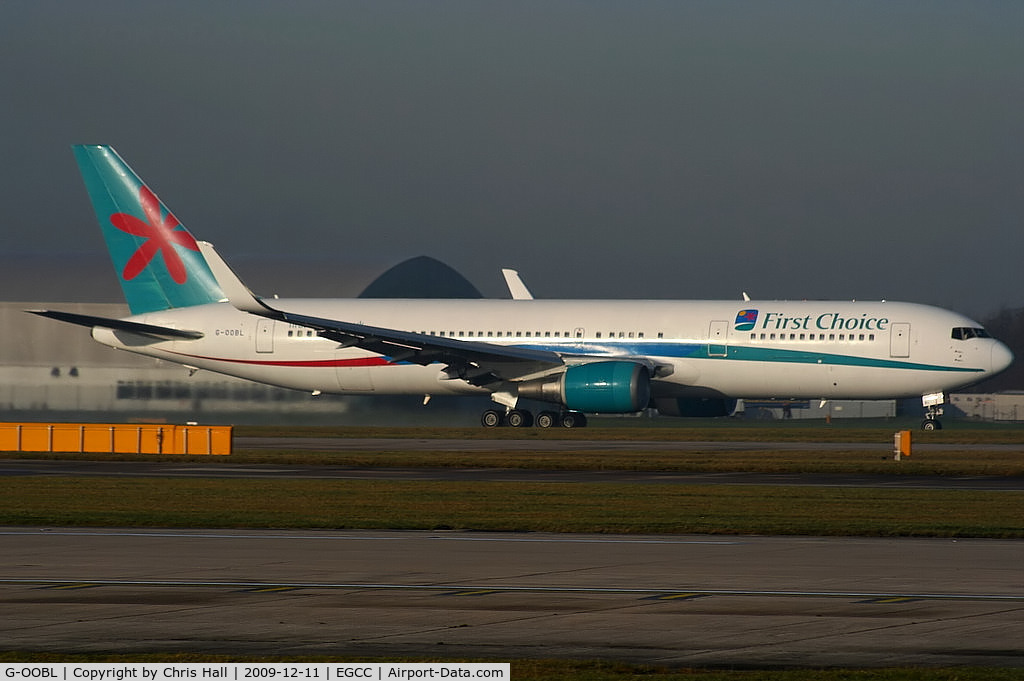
[{"x1": 2, "y1": 528, "x2": 1022, "y2": 667}]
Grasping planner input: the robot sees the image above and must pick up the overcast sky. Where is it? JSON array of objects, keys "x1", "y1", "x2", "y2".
[{"x1": 1, "y1": 1, "x2": 1021, "y2": 318}]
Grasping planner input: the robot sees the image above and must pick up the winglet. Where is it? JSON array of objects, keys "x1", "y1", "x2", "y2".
[
  {"x1": 196, "y1": 241, "x2": 275, "y2": 315},
  {"x1": 502, "y1": 269, "x2": 534, "y2": 300}
]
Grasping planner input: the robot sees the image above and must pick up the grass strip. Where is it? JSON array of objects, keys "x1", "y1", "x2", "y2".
[
  {"x1": 233, "y1": 446, "x2": 1024, "y2": 475},
  {"x1": 5, "y1": 445, "x2": 1024, "y2": 476},
  {"x1": 2, "y1": 477, "x2": 1021, "y2": 537}
]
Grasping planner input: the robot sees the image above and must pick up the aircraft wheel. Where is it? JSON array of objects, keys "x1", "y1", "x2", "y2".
[
  {"x1": 921, "y1": 419, "x2": 942, "y2": 431},
  {"x1": 536, "y1": 411, "x2": 558, "y2": 428},
  {"x1": 481, "y1": 410, "x2": 504, "y2": 428},
  {"x1": 560, "y1": 411, "x2": 587, "y2": 428},
  {"x1": 507, "y1": 409, "x2": 533, "y2": 428}
]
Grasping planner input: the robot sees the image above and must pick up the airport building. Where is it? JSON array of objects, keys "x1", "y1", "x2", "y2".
[
  {"x1": 947, "y1": 392, "x2": 1024, "y2": 422},
  {"x1": 738, "y1": 399, "x2": 897, "y2": 421}
]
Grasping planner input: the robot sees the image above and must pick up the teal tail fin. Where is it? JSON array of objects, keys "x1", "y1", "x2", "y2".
[{"x1": 72, "y1": 145, "x2": 225, "y2": 315}]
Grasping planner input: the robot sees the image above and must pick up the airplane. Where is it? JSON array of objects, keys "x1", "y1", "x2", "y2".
[{"x1": 30, "y1": 145, "x2": 1013, "y2": 430}]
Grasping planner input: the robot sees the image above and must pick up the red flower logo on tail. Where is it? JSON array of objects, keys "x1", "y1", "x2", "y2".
[{"x1": 110, "y1": 186, "x2": 199, "y2": 284}]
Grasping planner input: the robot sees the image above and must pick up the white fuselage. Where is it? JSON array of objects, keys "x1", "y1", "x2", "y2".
[{"x1": 93, "y1": 298, "x2": 1011, "y2": 403}]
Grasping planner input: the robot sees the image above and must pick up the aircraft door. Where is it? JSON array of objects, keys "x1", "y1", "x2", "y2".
[
  {"x1": 255, "y1": 319, "x2": 275, "y2": 353},
  {"x1": 890, "y1": 323, "x2": 911, "y2": 358},
  {"x1": 708, "y1": 321, "x2": 729, "y2": 357}
]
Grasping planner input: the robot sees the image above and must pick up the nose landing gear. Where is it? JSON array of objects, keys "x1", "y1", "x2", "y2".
[{"x1": 921, "y1": 392, "x2": 944, "y2": 431}]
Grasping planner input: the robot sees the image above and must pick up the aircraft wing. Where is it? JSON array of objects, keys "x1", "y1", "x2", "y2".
[
  {"x1": 269, "y1": 308, "x2": 563, "y2": 384},
  {"x1": 197, "y1": 242, "x2": 564, "y2": 385}
]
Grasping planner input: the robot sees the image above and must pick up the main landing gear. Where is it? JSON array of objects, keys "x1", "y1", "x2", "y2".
[{"x1": 480, "y1": 409, "x2": 588, "y2": 428}]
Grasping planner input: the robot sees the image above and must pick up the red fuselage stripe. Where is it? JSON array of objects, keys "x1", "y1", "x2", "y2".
[{"x1": 166, "y1": 351, "x2": 393, "y2": 368}]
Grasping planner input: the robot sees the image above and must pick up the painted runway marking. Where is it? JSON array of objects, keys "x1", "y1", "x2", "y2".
[
  {"x1": 644, "y1": 592, "x2": 709, "y2": 601},
  {"x1": 858, "y1": 596, "x2": 923, "y2": 604}
]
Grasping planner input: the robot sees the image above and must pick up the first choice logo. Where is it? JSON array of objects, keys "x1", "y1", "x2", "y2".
[
  {"x1": 734, "y1": 309, "x2": 758, "y2": 331},
  {"x1": 736, "y1": 310, "x2": 890, "y2": 332}
]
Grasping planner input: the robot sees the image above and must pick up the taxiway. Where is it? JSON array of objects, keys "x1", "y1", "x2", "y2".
[{"x1": 2, "y1": 528, "x2": 1022, "y2": 667}]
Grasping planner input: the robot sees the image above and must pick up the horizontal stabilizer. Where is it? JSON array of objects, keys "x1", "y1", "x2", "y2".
[{"x1": 26, "y1": 309, "x2": 203, "y2": 340}]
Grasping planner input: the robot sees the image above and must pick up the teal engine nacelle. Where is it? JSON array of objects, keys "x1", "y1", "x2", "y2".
[
  {"x1": 653, "y1": 397, "x2": 738, "y2": 418},
  {"x1": 519, "y1": 361, "x2": 651, "y2": 413}
]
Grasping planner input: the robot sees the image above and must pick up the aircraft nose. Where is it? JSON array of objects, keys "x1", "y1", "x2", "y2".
[{"x1": 991, "y1": 341, "x2": 1014, "y2": 375}]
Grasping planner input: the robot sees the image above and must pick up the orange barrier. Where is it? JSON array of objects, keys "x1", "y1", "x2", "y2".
[
  {"x1": 893, "y1": 430, "x2": 912, "y2": 460},
  {"x1": 0, "y1": 422, "x2": 232, "y2": 455}
]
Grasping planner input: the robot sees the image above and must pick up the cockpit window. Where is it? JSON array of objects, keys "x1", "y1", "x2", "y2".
[{"x1": 951, "y1": 327, "x2": 991, "y2": 340}]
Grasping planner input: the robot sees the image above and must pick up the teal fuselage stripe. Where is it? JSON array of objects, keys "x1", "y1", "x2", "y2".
[
  {"x1": 507, "y1": 342, "x2": 982, "y2": 374},
  {"x1": 724, "y1": 344, "x2": 980, "y2": 373}
]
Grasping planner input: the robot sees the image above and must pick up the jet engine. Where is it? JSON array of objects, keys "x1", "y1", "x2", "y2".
[{"x1": 518, "y1": 361, "x2": 651, "y2": 413}]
